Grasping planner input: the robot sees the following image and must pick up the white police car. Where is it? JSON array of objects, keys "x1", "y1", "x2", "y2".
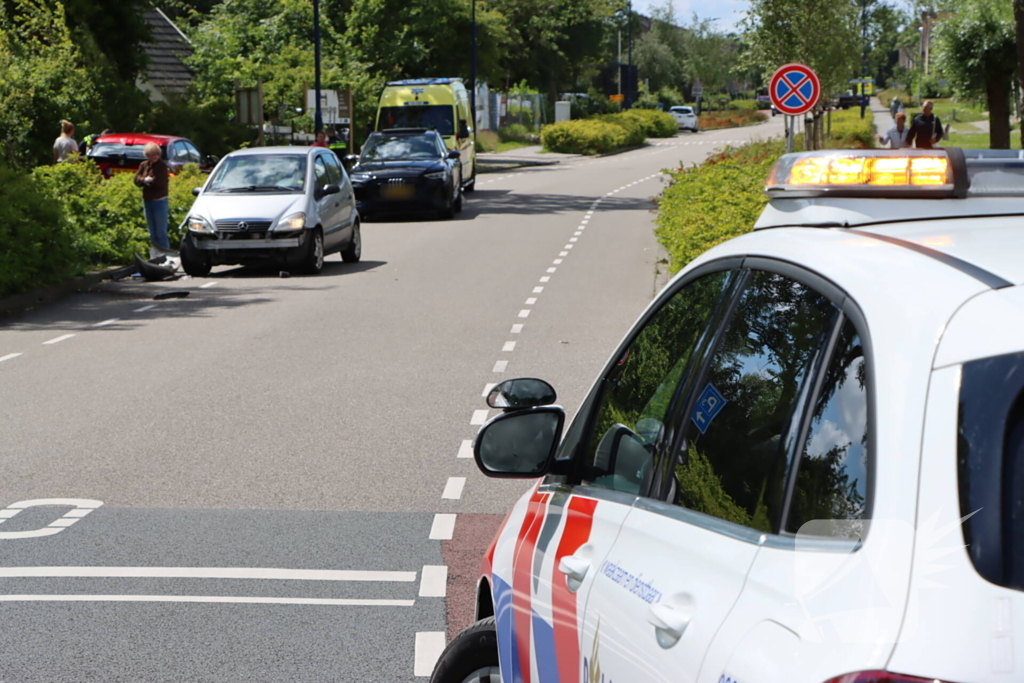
[{"x1": 431, "y1": 148, "x2": 1024, "y2": 683}]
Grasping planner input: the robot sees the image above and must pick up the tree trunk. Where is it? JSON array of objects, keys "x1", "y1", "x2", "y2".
[
  {"x1": 987, "y1": 76, "x2": 1012, "y2": 149},
  {"x1": 1014, "y1": 0, "x2": 1024, "y2": 149}
]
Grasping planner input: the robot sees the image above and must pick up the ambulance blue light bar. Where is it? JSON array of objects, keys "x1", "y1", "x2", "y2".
[{"x1": 766, "y1": 149, "x2": 965, "y2": 199}]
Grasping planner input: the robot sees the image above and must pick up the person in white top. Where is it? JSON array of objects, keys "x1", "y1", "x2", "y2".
[
  {"x1": 878, "y1": 112, "x2": 909, "y2": 148},
  {"x1": 52, "y1": 120, "x2": 79, "y2": 163}
]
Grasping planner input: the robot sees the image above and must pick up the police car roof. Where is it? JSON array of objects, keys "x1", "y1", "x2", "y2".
[{"x1": 752, "y1": 148, "x2": 1024, "y2": 287}]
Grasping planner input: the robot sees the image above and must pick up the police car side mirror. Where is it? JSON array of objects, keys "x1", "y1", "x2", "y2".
[
  {"x1": 191, "y1": 187, "x2": 202, "y2": 196},
  {"x1": 474, "y1": 407, "x2": 564, "y2": 479},
  {"x1": 486, "y1": 378, "x2": 555, "y2": 409}
]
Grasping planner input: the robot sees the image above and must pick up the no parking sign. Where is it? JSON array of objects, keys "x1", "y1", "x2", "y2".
[{"x1": 770, "y1": 63, "x2": 820, "y2": 116}]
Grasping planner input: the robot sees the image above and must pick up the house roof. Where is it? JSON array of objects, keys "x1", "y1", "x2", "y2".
[{"x1": 142, "y1": 8, "x2": 193, "y2": 95}]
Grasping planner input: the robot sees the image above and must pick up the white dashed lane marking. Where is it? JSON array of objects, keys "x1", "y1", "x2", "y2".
[
  {"x1": 415, "y1": 632, "x2": 447, "y2": 677},
  {"x1": 429, "y1": 514, "x2": 456, "y2": 540},
  {"x1": 133, "y1": 304, "x2": 158, "y2": 313},
  {"x1": 419, "y1": 566, "x2": 448, "y2": 597},
  {"x1": 42, "y1": 334, "x2": 75, "y2": 345},
  {"x1": 492, "y1": 360, "x2": 508, "y2": 373},
  {"x1": 0, "y1": 353, "x2": 23, "y2": 363},
  {"x1": 199, "y1": 282, "x2": 218, "y2": 289},
  {"x1": 502, "y1": 341, "x2": 516, "y2": 352},
  {"x1": 93, "y1": 319, "x2": 120, "y2": 327},
  {"x1": 457, "y1": 440, "x2": 474, "y2": 459},
  {"x1": 441, "y1": 477, "x2": 466, "y2": 500},
  {"x1": 471, "y1": 409, "x2": 490, "y2": 425},
  {"x1": 482, "y1": 383, "x2": 496, "y2": 397}
]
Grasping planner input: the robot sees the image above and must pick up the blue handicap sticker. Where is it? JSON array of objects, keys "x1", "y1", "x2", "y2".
[{"x1": 691, "y1": 383, "x2": 727, "y2": 434}]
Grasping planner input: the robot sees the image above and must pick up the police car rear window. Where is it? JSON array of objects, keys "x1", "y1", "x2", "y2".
[{"x1": 959, "y1": 351, "x2": 1024, "y2": 591}]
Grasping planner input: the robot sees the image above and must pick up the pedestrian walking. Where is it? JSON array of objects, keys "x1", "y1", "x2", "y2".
[
  {"x1": 890, "y1": 96, "x2": 901, "y2": 119},
  {"x1": 133, "y1": 142, "x2": 170, "y2": 259},
  {"x1": 879, "y1": 112, "x2": 910, "y2": 148},
  {"x1": 906, "y1": 101, "x2": 945, "y2": 149},
  {"x1": 52, "y1": 120, "x2": 79, "y2": 164}
]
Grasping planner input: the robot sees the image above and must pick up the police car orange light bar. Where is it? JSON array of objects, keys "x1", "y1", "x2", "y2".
[{"x1": 767, "y1": 149, "x2": 960, "y2": 198}]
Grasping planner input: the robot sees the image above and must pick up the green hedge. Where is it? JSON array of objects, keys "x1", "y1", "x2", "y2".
[
  {"x1": 827, "y1": 108, "x2": 875, "y2": 148},
  {"x1": 0, "y1": 160, "x2": 206, "y2": 298},
  {"x1": 613, "y1": 109, "x2": 677, "y2": 138},
  {"x1": 0, "y1": 166, "x2": 81, "y2": 297},
  {"x1": 656, "y1": 140, "x2": 785, "y2": 272},
  {"x1": 542, "y1": 109, "x2": 675, "y2": 154},
  {"x1": 542, "y1": 120, "x2": 632, "y2": 155}
]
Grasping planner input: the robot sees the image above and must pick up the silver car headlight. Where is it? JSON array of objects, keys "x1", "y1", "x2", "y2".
[
  {"x1": 273, "y1": 212, "x2": 306, "y2": 231},
  {"x1": 423, "y1": 171, "x2": 446, "y2": 180},
  {"x1": 187, "y1": 216, "x2": 215, "y2": 234}
]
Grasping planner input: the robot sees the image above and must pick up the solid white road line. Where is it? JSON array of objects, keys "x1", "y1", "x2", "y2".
[
  {"x1": 419, "y1": 565, "x2": 448, "y2": 597},
  {"x1": 200, "y1": 282, "x2": 218, "y2": 289},
  {"x1": 492, "y1": 360, "x2": 508, "y2": 373},
  {"x1": 429, "y1": 514, "x2": 456, "y2": 540},
  {"x1": 42, "y1": 334, "x2": 75, "y2": 345},
  {"x1": 457, "y1": 440, "x2": 474, "y2": 459},
  {"x1": 415, "y1": 632, "x2": 447, "y2": 676},
  {"x1": 0, "y1": 567, "x2": 418, "y2": 582},
  {"x1": 441, "y1": 477, "x2": 466, "y2": 500},
  {"x1": 471, "y1": 410, "x2": 490, "y2": 425},
  {"x1": 511, "y1": 323, "x2": 524, "y2": 333},
  {"x1": 93, "y1": 319, "x2": 120, "y2": 327},
  {"x1": 0, "y1": 595, "x2": 414, "y2": 607},
  {"x1": 133, "y1": 304, "x2": 158, "y2": 313},
  {"x1": 0, "y1": 353, "x2": 23, "y2": 363},
  {"x1": 502, "y1": 341, "x2": 516, "y2": 352},
  {"x1": 482, "y1": 383, "x2": 496, "y2": 397}
]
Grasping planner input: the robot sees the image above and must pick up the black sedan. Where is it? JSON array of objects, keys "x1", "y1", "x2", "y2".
[{"x1": 347, "y1": 129, "x2": 462, "y2": 220}]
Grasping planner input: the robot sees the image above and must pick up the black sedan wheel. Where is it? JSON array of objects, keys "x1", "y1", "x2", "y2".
[{"x1": 429, "y1": 617, "x2": 500, "y2": 683}]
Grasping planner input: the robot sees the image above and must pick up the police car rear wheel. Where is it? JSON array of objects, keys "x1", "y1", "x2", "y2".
[{"x1": 429, "y1": 617, "x2": 499, "y2": 683}]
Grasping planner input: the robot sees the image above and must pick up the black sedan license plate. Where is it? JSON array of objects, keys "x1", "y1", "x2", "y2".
[{"x1": 381, "y1": 183, "x2": 415, "y2": 201}]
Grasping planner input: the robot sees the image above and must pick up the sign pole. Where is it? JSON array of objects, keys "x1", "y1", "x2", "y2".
[{"x1": 786, "y1": 116, "x2": 794, "y2": 154}]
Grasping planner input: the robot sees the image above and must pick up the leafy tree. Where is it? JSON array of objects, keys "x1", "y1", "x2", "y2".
[
  {"x1": 681, "y1": 16, "x2": 738, "y2": 97},
  {"x1": 865, "y1": 1, "x2": 911, "y2": 88},
  {"x1": 933, "y1": 0, "x2": 1016, "y2": 148},
  {"x1": 742, "y1": 0, "x2": 860, "y2": 101},
  {"x1": 635, "y1": 30, "x2": 684, "y2": 92},
  {"x1": 1016, "y1": 0, "x2": 1024, "y2": 149},
  {"x1": 0, "y1": 0, "x2": 101, "y2": 167}
]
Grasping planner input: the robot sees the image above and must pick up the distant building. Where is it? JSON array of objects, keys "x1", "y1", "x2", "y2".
[{"x1": 136, "y1": 8, "x2": 193, "y2": 103}]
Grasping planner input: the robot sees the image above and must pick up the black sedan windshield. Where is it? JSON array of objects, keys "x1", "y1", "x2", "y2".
[
  {"x1": 361, "y1": 136, "x2": 441, "y2": 162},
  {"x1": 208, "y1": 156, "x2": 306, "y2": 193}
]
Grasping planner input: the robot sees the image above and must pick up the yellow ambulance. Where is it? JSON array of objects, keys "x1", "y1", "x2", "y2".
[{"x1": 376, "y1": 78, "x2": 476, "y2": 191}]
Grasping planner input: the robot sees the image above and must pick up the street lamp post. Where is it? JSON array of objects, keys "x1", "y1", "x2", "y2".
[
  {"x1": 313, "y1": 0, "x2": 323, "y2": 133},
  {"x1": 470, "y1": 0, "x2": 477, "y2": 133},
  {"x1": 627, "y1": 0, "x2": 633, "y2": 109}
]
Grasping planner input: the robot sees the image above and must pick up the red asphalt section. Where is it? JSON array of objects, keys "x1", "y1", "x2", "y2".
[{"x1": 441, "y1": 512, "x2": 507, "y2": 639}]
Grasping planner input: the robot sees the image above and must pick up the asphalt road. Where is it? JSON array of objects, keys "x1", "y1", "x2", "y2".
[{"x1": 0, "y1": 118, "x2": 785, "y2": 682}]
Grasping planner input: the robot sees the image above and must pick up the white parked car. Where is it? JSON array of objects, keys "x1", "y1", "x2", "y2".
[
  {"x1": 432, "y1": 148, "x2": 1024, "y2": 683},
  {"x1": 670, "y1": 105, "x2": 699, "y2": 132},
  {"x1": 180, "y1": 146, "x2": 361, "y2": 276}
]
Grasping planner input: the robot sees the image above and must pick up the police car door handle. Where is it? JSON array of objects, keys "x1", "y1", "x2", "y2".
[
  {"x1": 647, "y1": 604, "x2": 691, "y2": 648},
  {"x1": 557, "y1": 556, "x2": 591, "y2": 593}
]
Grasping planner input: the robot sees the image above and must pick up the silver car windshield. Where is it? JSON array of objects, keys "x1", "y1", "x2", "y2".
[
  {"x1": 208, "y1": 155, "x2": 307, "y2": 193},
  {"x1": 361, "y1": 136, "x2": 440, "y2": 161}
]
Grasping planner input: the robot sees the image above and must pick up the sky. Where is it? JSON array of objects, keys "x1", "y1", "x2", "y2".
[{"x1": 629, "y1": 0, "x2": 749, "y2": 33}]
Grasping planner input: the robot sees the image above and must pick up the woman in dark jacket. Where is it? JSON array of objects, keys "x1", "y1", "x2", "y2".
[{"x1": 134, "y1": 142, "x2": 170, "y2": 258}]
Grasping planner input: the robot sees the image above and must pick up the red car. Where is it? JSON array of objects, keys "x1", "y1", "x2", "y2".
[{"x1": 86, "y1": 133, "x2": 216, "y2": 179}]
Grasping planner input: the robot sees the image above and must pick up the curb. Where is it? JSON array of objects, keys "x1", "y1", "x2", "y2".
[{"x1": 0, "y1": 265, "x2": 128, "y2": 319}]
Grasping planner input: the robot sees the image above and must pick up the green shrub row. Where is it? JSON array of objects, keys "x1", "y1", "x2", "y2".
[
  {"x1": 541, "y1": 109, "x2": 675, "y2": 155},
  {"x1": 0, "y1": 159, "x2": 206, "y2": 298},
  {"x1": 826, "y1": 108, "x2": 876, "y2": 148},
  {"x1": 655, "y1": 140, "x2": 785, "y2": 273},
  {"x1": 699, "y1": 109, "x2": 768, "y2": 130}
]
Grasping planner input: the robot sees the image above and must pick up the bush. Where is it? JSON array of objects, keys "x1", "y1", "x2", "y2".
[
  {"x1": 0, "y1": 165, "x2": 82, "y2": 297},
  {"x1": 699, "y1": 110, "x2": 768, "y2": 130},
  {"x1": 541, "y1": 120, "x2": 631, "y2": 155},
  {"x1": 498, "y1": 123, "x2": 536, "y2": 143},
  {"x1": 31, "y1": 159, "x2": 206, "y2": 265},
  {"x1": 656, "y1": 140, "x2": 785, "y2": 272},
  {"x1": 475, "y1": 130, "x2": 500, "y2": 153},
  {"x1": 730, "y1": 99, "x2": 759, "y2": 111},
  {"x1": 614, "y1": 109, "x2": 677, "y2": 138},
  {"x1": 598, "y1": 114, "x2": 648, "y2": 146},
  {"x1": 827, "y1": 108, "x2": 875, "y2": 148}
]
